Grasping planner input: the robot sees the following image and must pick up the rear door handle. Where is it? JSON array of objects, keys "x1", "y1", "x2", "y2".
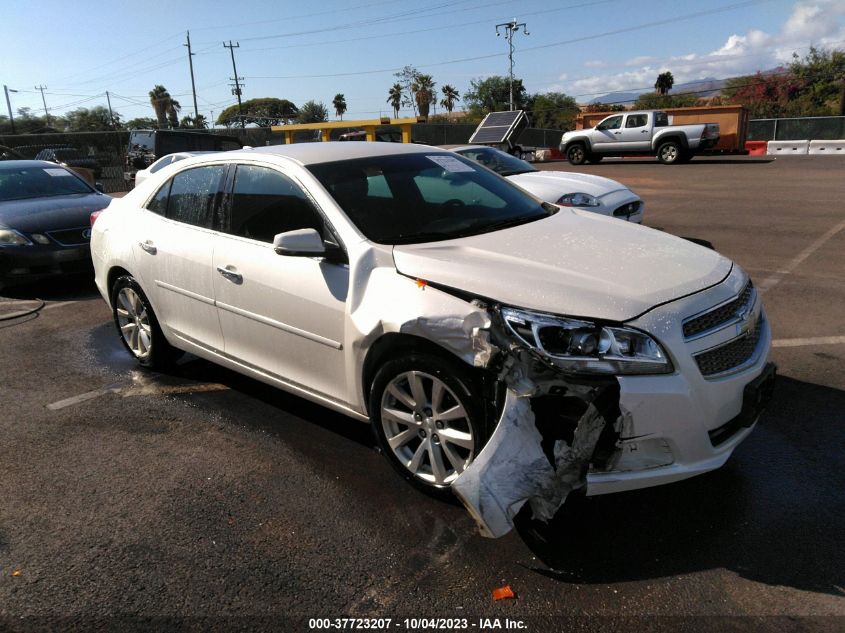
[
  {"x1": 138, "y1": 240, "x2": 157, "y2": 255},
  {"x1": 216, "y1": 265, "x2": 243, "y2": 284},
  {"x1": 613, "y1": 131, "x2": 622, "y2": 135}
]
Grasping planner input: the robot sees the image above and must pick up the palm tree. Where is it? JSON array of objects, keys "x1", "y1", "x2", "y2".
[
  {"x1": 148, "y1": 85, "x2": 172, "y2": 129},
  {"x1": 333, "y1": 93, "x2": 347, "y2": 120},
  {"x1": 167, "y1": 99, "x2": 181, "y2": 128},
  {"x1": 412, "y1": 74, "x2": 435, "y2": 118},
  {"x1": 387, "y1": 83, "x2": 402, "y2": 118},
  {"x1": 654, "y1": 71, "x2": 675, "y2": 95},
  {"x1": 440, "y1": 84, "x2": 460, "y2": 113}
]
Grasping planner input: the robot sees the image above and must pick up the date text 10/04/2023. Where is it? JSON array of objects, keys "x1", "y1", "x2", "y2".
[{"x1": 308, "y1": 618, "x2": 528, "y2": 630}]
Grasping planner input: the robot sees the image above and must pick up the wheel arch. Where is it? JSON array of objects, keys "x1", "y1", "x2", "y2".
[
  {"x1": 106, "y1": 265, "x2": 133, "y2": 308},
  {"x1": 361, "y1": 332, "x2": 482, "y2": 416},
  {"x1": 653, "y1": 133, "x2": 689, "y2": 150},
  {"x1": 564, "y1": 136, "x2": 592, "y2": 153}
]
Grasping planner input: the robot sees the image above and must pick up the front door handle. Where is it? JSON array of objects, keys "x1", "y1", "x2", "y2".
[
  {"x1": 641, "y1": 130, "x2": 649, "y2": 133},
  {"x1": 216, "y1": 265, "x2": 243, "y2": 284},
  {"x1": 614, "y1": 131, "x2": 622, "y2": 135},
  {"x1": 138, "y1": 240, "x2": 157, "y2": 255}
]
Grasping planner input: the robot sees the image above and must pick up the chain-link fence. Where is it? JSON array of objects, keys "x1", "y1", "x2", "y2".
[
  {"x1": 0, "y1": 124, "x2": 564, "y2": 193},
  {"x1": 748, "y1": 116, "x2": 845, "y2": 141}
]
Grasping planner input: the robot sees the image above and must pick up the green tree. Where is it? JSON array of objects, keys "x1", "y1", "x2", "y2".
[
  {"x1": 217, "y1": 98, "x2": 299, "y2": 127},
  {"x1": 412, "y1": 74, "x2": 435, "y2": 117},
  {"x1": 180, "y1": 114, "x2": 208, "y2": 129},
  {"x1": 64, "y1": 106, "x2": 121, "y2": 131},
  {"x1": 633, "y1": 92, "x2": 699, "y2": 110},
  {"x1": 584, "y1": 102, "x2": 627, "y2": 113},
  {"x1": 394, "y1": 65, "x2": 421, "y2": 115},
  {"x1": 167, "y1": 99, "x2": 181, "y2": 128},
  {"x1": 654, "y1": 71, "x2": 675, "y2": 95},
  {"x1": 125, "y1": 117, "x2": 159, "y2": 130},
  {"x1": 387, "y1": 83, "x2": 402, "y2": 118},
  {"x1": 332, "y1": 93, "x2": 347, "y2": 120},
  {"x1": 297, "y1": 100, "x2": 329, "y2": 123},
  {"x1": 789, "y1": 46, "x2": 845, "y2": 115},
  {"x1": 440, "y1": 84, "x2": 460, "y2": 113},
  {"x1": 149, "y1": 85, "x2": 176, "y2": 129},
  {"x1": 2, "y1": 108, "x2": 51, "y2": 134},
  {"x1": 463, "y1": 75, "x2": 528, "y2": 119},
  {"x1": 529, "y1": 92, "x2": 579, "y2": 130}
]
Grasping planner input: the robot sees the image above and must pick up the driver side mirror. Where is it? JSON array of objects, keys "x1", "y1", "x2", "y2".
[
  {"x1": 273, "y1": 228, "x2": 345, "y2": 263},
  {"x1": 95, "y1": 182, "x2": 104, "y2": 193}
]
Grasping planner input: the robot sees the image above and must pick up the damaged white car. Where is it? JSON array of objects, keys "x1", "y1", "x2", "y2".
[{"x1": 91, "y1": 143, "x2": 775, "y2": 538}]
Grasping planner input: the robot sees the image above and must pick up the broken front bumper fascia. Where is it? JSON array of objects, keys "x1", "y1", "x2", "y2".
[{"x1": 450, "y1": 286, "x2": 773, "y2": 538}]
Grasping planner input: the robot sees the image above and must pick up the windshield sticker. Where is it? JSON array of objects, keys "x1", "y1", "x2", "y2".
[
  {"x1": 44, "y1": 168, "x2": 72, "y2": 177},
  {"x1": 427, "y1": 156, "x2": 475, "y2": 173}
]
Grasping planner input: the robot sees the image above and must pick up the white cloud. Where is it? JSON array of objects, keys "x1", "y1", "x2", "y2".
[
  {"x1": 562, "y1": 1, "x2": 845, "y2": 101},
  {"x1": 583, "y1": 60, "x2": 607, "y2": 68}
]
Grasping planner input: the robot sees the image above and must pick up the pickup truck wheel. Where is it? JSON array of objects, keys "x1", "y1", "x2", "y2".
[
  {"x1": 566, "y1": 144, "x2": 587, "y2": 165},
  {"x1": 657, "y1": 141, "x2": 682, "y2": 164},
  {"x1": 370, "y1": 354, "x2": 489, "y2": 497}
]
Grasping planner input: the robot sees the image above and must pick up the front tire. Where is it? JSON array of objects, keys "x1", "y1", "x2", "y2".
[
  {"x1": 566, "y1": 143, "x2": 587, "y2": 165},
  {"x1": 657, "y1": 140, "x2": 682, "y2": 164},
  {"x1": 111, "y1": 275, "x2": 182, "y2": 369},
  {"x1": 370, "y1": 353, "x2": 489, "y2": 495}
]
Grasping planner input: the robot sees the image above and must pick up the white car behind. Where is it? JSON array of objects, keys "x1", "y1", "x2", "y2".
[{"x1": 451, "y1": 145, "x2": 644, "y2": 222}]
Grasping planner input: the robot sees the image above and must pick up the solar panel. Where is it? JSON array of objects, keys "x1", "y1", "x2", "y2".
[{"x1": 468, "y1": 110, "x2": 527, "y2": 145}]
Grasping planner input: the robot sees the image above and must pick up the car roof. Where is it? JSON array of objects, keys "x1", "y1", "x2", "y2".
[
  {"x1": 0, "y1": 159, "x2": 69, "y2": 170},
  {"x1": 235, "y1": 141, "x2": 447, "y2": 166}
]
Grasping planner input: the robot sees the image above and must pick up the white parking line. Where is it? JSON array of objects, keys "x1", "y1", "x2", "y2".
[
  {"x1": 46, "y1": 384, "x2": 122, "y2": 410},
  {"x1": 759, "y1": 217, "x2": 845, "y2": 293},
  {"x1": 43, "y1": 300, "x2": 80, "y2": 310},
  {"x1": 772, "y1": 335, "x2": 845, "y2": 348}
]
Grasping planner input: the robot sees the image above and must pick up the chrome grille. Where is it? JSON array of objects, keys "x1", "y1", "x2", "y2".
[
  {"x1": 683, "y1": 280, "x2": 754, "y2": 338},
  {"x1": 45, "y1": 226, "x2": 90, "y2": 246},
  {"x1": 613, "y1": 200, "x2": 642, "y2": 217},
  {"x1": 694, "y1": 317, "x2": 762, "y2": 377}
]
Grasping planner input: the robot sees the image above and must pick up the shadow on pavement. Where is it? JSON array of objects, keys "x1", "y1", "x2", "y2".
[
  {"x1": 0, "y1": 273, "x2": 99, "y2": 301},
  {"x1": 515, "y1": 375, "x2": 845, "y2": 597}
]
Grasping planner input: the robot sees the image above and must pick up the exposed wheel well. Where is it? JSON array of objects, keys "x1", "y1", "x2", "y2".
[{"x1": 361, "y1": 333, "x2": 477, "y2": 414}]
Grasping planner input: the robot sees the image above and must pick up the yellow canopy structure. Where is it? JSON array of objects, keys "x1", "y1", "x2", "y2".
[{"x1": 271, "y1": 117, "x2": 424, "y2": 144}]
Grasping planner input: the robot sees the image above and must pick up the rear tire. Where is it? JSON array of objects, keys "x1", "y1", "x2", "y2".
[
  {"x1": 657, "y1": 140, "x2": 682, "y2": 164},
  {"x1": 370, "y1": 353, "x2": 490, "y2": 497},
  {"x1": 566, "y1": 144, "x2": 587, "y2": 165},
  {"x1": 111, "y1": 275, "x2": 182, "y2": 369}
]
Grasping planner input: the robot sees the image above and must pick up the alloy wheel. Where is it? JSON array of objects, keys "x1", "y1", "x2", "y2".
[
  {"x1": 115, "y1": 287, "x2": 152, "y2": 360},
  {"x1": 380, "y1": 371, "x2": 475, "y2": 486}
]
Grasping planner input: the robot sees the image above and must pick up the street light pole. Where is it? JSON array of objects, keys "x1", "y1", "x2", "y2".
[
  {"x1": 495, "y1": 18, "x2": 529, "y2": 110},
  {"x1": 4, "y1": 85, "x2": 17, "y2": 134}
]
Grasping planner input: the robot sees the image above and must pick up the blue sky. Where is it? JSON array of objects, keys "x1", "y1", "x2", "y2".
[{"x1": 2, "y1": 0, "x2": 844, "y2": 124}]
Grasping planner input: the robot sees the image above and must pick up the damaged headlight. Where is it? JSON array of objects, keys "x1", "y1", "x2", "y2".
[{"x1": 500, "y1": 307, "x2": 673, "y2": 375}]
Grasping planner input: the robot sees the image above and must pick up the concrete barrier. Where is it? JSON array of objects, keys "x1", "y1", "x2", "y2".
[
  {"x1": 745, "y1": 140, "x2": 768, "y2": 155},
  {"x1": 808, "y1": 140, "x2": 845, "y2": 155},
  {"x1": 767, "y1": 140, "x2": 809, "y2": 155}
]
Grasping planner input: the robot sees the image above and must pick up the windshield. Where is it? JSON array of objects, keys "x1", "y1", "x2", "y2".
[
  {"x1": 0, "y1": 165, "x2": 93, "y2": 201},
  {"x1": 454, "y1": 147, "x2": 537, "y2": 176},
  {"x1": 307, "y1": 152, "x2": 556, "y2": 244}
]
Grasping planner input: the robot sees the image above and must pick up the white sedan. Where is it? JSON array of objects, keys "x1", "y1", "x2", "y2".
[
  {"x1": 134, "y1": 151, "x2": 217, "y2": 187},
  {"x1": 451, "y1": 145, "x2": 644, "y2": 223}
]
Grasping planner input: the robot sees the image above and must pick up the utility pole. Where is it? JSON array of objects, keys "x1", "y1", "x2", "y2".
[
  {"x1": 105, "y1": 91, "x2": 116, "y2": 129},
  {"x1": 210, "y1": 110, "x2": 215, "y2": 129},
  {"x1": 35, "y1": 84, "x2": 50, "y2": 126},
  {"x1": 224, "y1": 40, "x2": 245, "y2": 128},
  {"x1": 4, "y1": 85, "x2": 17, "y2": 134},
  {"x1": 495, "y1": 18, "x2": 529, "y2": 110},
  {"x1": 185, "y1": 31, "x2": 200, "y2": 123}
]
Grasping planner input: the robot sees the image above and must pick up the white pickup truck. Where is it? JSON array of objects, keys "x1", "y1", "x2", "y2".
[{"x1": 560, "y1": 110, "x2": 720, "y2": 165}]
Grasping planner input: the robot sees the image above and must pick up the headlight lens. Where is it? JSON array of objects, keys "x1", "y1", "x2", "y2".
[
  {"x1": 501, "y1": 306, "x2": 673, "y2": 375},
  {"x1": 557, "y1": 192, "x2": 601, "y2": 207},
  {"x1": 0, "y1": 229, "x2": 32, "y2": 246}
]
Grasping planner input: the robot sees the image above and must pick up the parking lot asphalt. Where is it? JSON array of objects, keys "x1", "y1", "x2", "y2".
[{"x1": 1, "y1": 155, "x2": 843, "y2": 631}]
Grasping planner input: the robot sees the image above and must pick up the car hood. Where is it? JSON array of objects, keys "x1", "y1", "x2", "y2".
[
  {"x1": 0, "y1": 193, "x2": 110, "y2": 232},
  {"x1": 507, "y1": 171, "x2": 630, "y2": 201},
  {"x1": 392, "y1": 209, "x2": 731, "y2": 322}
]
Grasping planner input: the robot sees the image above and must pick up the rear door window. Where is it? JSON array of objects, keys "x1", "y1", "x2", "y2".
[{"x1": 146, "y1": 165, "x2": 226, "y2": 228}]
